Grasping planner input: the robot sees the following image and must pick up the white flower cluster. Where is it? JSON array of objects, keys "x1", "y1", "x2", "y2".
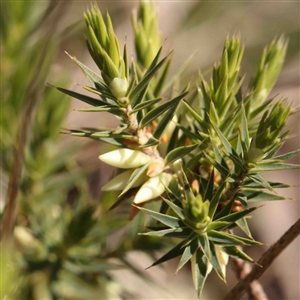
[{"x1": 99, "y1": 148, "x2": 172, "y2": 204}]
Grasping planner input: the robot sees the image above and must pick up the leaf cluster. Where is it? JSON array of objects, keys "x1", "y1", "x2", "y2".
[
  {"x1": 1, "y1": 2, "x2": 130, "y2": 299},
  {"x1": 51, "y1": 2, "x2": 299, "y2": 299}
]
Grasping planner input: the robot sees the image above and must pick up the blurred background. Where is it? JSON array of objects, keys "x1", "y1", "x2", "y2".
[{"x1": 1, "y1": 1, "x2": 299, "y2": 299}]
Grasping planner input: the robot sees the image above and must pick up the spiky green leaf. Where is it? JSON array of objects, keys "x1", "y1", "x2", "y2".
[
  {"x1": 140, "y1": 91, "x2": 188, "y2": 129},
  {"x1": 119, "y1": 162, "x2": 149, "y2": 196},
  {"x1": 209, "y1": 241, "x2": 226, "y2": 280},
  {"x1": 242, "y1": 180, "x2": 290, "y2": 189},
  {"x1": 191, "y1": 249, "x2": 209, "y2": 299},
  {"x1": 242, "y1": 189, "x2": 287, "y2": 201},
  {"x1": 129, "y1": 50, "x2": 168, "y2": 103},
  {"x1": 162, "y1": 198, "x2": 185, "y2": 220},
  {"x1": 129, "y1": 97, "x2": 162, "y2": 114},
  {"x1": 139, "y1": 136, "x2": 160, "y2": 148},
  {"x1": 198, "y1": 233, "x2": 211, "y2": 261},
  {"x1": 222, "y1": 246, "x2": 254, "y2": 263},
  {"x1": 214, "y1": 206, "x2": 257, "y2": 223},
  {"x1": 250, "y1": 163, "x2": 300, "y2": 173},
  {"x1": 208, "y1": 230, "x2": 261, "y2": 246},
  {"x1": 273, "y1": 149, "x2": 300, "y2": 161},
  {"x1": 207, "y1": 221, "x2": 230, "y2": 231},
  {"x1": 236, "y1": 217, "x2": 252, "y2": 238},
  {"x1": 136, "y1": 206, "x2": 181, "y2": 228},
  {"x1": 56, "y1": 87, "x2": 116, "y2": 107},
  {"x1": 246, "y1": 174, "x2": 273, "y2": 191},
  {"x1": 165, "y1": 144, "x2": 199, "y2": 166},
  {"x1": 210, "y1": 121, "x2": 243, "y2": 168},
  {"x1": 65, "y1": 52, "x2": 109, "y2": 91},
  {"x1": 240, "y1": 104, "x2": 250, "y2": 150},
  {"x1": 147, "y1": 240, "x2": 186, "y2": 269},
  {"x1": 176, "y1": 237, "x2": 199, "y2": 273},
  {"x1": 141, "y1": 227, "x2": 191, "y2": 238},
  {"x1": 208, "y1": 181, "x2": 227, "y2": 219}
]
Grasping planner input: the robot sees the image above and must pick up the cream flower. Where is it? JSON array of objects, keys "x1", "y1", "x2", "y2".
[
  {"x1": 99, "y1": 148, "x2": 151, "y2": 169},
  {"x1": 133, "y1": 172, "x2": 172, "y2": 204}
]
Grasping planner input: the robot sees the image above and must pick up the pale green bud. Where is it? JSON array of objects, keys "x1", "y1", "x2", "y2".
[
  {"x1": 109, "y1": 77, "x2": 128, "y2": 99},
  {"x1": 183, "y1": 192, "x2": 210, "y2": 231},
  {"x1": 134, "y1": 172, "x2": 172, "y2": 204},
  {"x1": 99, "y1": 148, "x2": 151, "y2": 169},
  {"x1": 246, "y1": 147, "x2": 265, "y2": 164},
  {"x1": 85, "y1": 6, "x2": 128, "y2": 94}
]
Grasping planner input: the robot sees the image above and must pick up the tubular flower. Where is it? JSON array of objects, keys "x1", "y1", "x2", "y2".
[
  {"x1": 99, "y1": 148, "x2": 151, "y2": 169},
  {"x1": 99, "y1": 147, "x2": 172, "y2": 204},
  {"x1": 134, "y1": 172, "x2": 172, "y2": 204}
]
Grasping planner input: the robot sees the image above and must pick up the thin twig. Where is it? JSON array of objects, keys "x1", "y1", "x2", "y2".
[
  {"x1": 231, "y1": 252, "x2": 268, "y2": 300},
  {"x1": 223, "y1": 218, "x2": 300, "y2": 300},
  {"x1": 2, "y1": 57, "x2": 45, "y2": 242}
]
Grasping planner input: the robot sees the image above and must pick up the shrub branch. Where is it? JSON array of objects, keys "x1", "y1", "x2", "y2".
[{"x1": 223, "y1": 218, "x2": 300, "y2": 300}]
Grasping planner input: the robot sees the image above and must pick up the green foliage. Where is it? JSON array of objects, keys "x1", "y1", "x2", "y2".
[
  {"x1": 250, "y1": 37, "x2": 288, "y2": 107},
  {"x1": 1, "y1": 2, "x2": 127, "y2": 299},
  {"x1": 2, "y1": 1, "x2": 299, "y2": 300},
  {"x1": 132, "y1": 0, "x2": 161, "y2": 68},
  {"x1": 55, "y1": 2, "x2": 299, "y2": 298}
]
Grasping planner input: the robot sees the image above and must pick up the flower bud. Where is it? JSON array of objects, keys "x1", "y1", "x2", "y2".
[
  {"x1": 161, "y1": 115, "x2": 177, "y2": 143},
  {"x1": 246, "y1": 147, "x2": 265, "y2": 164},
  {"x1": 183, "y1": 193, "x2": 210, "y2": 231},
  {"x1": 134, "y1": 172, "x2": 172, "y2": 204},
  {"x1": 248, "y1": 100, "x2": 290, "y2": 163},
  {"x1": 99, "y1": 148, "x2": 151, "y2": 169},
  {"x1": 109, "y1": 77, "x2": 129, "y2": 99}
]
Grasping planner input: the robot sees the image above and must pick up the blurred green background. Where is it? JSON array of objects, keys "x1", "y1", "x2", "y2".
[{"x1": 1, "y1": 1, "x2": 299, "y2": 299}]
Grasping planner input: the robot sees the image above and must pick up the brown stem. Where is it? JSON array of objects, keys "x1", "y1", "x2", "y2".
[
  {"x1": 2, "y1": 69, "x2": 44, "y2": 242},
  {"x1": 231, "y1": 251, "x2": 268, "y2": 300},
  {"x1": 223, "y1": 218, "x2": 300, "y2": 300}
]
